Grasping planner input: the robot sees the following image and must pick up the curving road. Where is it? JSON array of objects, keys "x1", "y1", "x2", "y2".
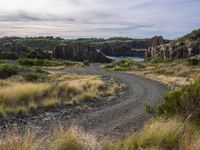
[
  {"x1": 66, "y1": 64, "x2": 167, "y2": 138},
  {"x1": 0, "y1": 64, "x2": 167, "y2": 139}
]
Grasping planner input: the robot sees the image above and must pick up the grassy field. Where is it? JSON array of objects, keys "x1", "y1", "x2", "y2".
[
  {"x1": 0, "y1": 73, "x2": 120, "y2": 116},
  {"x1": 0, "y1": 60, "x2": 121, "y2": 116},
  {"x1": 103, "y1": 56, "x2": 200, "y2": 88},
  {"x1": 1, "y1": 57, "x2": 200, "y2": 149}
]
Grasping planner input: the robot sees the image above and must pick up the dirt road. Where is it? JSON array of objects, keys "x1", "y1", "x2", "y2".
[
  {"x1": 66, "y1": 64, "x2": 167, "y2": 138},
  {"x1": 0, "y1": 64, "x2": 167, "y2": 139}
]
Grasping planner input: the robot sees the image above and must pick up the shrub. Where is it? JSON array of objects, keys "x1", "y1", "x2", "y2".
[
  {"x1": 21, "y1": 72, "x2": 48, "y2": 82},
  {"x1": 25, "y1": 49, "x2": 52, "y2": 59},
  {"x1": 150, "y1": 56, "x2": 165, "y2": 63},
  {"x1": 154, "y1": 78, "x2": 200, "y2": 119},
  {"x1": 0, "y1": 64, "x2": 18, "y2": 79},
  {"x1": 103, "y1": 60, "x2": 145, "y2": 71},
  {"x1": 17, "y1": 58, "x2": 64, "y2": 66},
  {"x1": 187, "y1": 58, "x2": 199, "y2": 66},
  {"x1": 0, "y1": 51, "x2": 18, "y2": 59}
]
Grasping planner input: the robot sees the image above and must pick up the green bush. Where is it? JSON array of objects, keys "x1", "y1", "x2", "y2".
[
  {"x1": 149, "y1": 57, "x2": 164, "y2": 63},
  {"x1": 0, "y1": 64, "x2": 18, "y2": 79},
  {"x1": 21, "y1": 72, "x2": 49, "y2": 82},
  {"x1": 25, "y1": 49, "x2": 52, "y2": 59},
  {"x1": 154, "y1": 78, "x2": 200, "y2": 119},
  {"x1": 187, "y1": 58, "x2": 199, "y2": 66},
  {"x1": 103, "y1": 60, "x2": 145, "y2": 71},
  {"x1": 17, "y1": 58, "x2": 64, "y2": 66},
  {"x1": 0, "y1": 51, "x2": 18, "y2": 59}
]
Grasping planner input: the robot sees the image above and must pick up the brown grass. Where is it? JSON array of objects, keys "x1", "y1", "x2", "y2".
[
  {"x1": 50, "y1": 125, "x2": 100, "y2": 150},
  {"x1": 0, "y1": 73, "x2": 120, "y2": 116},
  {"x1": 0, "y1": 130, "x2": 42, "y2": 150},
  {"x1": 104, "y1": 118, "x2": 200, "y2": 150}
]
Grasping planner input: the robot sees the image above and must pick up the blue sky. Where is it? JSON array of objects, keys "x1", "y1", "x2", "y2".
[{"x1": 0, "y1": 0, "x2": 199, "y2": 39}]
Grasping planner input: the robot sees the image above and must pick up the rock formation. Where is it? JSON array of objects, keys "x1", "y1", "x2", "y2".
[
  {"x1": 146, "y1": 35, "x2": 200, "y2": 59},
  {"x1": 53, "y1": 39, "x2": 150, "y2": 62},
  {"x1": 96, "y1": 40, "x2": 148, "y2": 57},
  {"x1": 53, "y1": 42, "x2": 111, "y2": 63}
]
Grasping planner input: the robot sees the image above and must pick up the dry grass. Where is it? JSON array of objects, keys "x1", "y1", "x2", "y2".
[
  {"x1": 0, "y1": 82, "x2": 52, "y2": 115},
  {"x1": 1, "y1": 118, "x2": 200, "y2": 150},
  {"x1": 0, "y1": 73, "x2": 120, "y2": 116},
  {"x1": 42, "y1": 98, "x2": 60, "y2": 108},
  {"x1": 50, "y1": 125, "x2": 100, "y2": 150},
  {"x1": 0, "y1": 130, "x2": 42, "y2": 150},
  {"x1": 0, "y1": 83, "x2": 51, "y2": 104},
  {"x1": 130, "y1": 61, "x2": 200, "y2": 88},
  {"x1": 104, "y1": 118, "x2": 200, "y2": 150},
  {"x1": 57, "y1": 75, "x2": 108, "y2": 102}
]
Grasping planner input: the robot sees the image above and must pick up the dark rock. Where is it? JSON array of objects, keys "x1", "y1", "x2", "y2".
[
  {"x1": 53, "y1": 42, "x2": 111, "y2": 63},
  {"x1": 149, "y1": 36, "x2": 165, "y2": 47}
]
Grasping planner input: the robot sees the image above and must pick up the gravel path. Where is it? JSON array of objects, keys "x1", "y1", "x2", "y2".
[
  {"x1": 65, "y1": 64, "x2": 167, "y2": 138},
  {"x1": 0, "y1": 64, "x2": 167, "y2": 139}
]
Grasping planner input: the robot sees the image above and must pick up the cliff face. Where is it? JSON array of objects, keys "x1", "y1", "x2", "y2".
[
  {"x1": 53, "y1": 39, "x2": 150, "y2": 62},
  {"x1": 96, "y1": 40, "x2": 149, "y2": 57},
  {"x1": 146, "y1": 32, "x2": 200, "y2": 59},
  {"x1": 53, "y1": 42, "x2": 111, "y2": 63}
]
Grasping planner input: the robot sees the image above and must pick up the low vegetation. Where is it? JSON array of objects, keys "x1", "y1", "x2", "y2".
[
  {"x1": 171, "y1": 28, "x2": 200, "y2": 46},
  {"x1": 104, "y1": 118, "x2": 200, "y2": 150},
  {"x1": 0, "y1": 64, "x2": 18, "y2": 79},
  {"x1": 0, "y1": 72, "x2": 121, "y2": 116},
  {"x1": 150, "y1": 78, "x2": 200, "y2": 119},
  {"x1": 0, "y1": 130, "x2": 42, "y2": 150},
  {"x1": 101, "y1": 56, "x2": 200, "y2": 149},
  {"x1": 104, "y1": 77, "x2": 200, "y2": 150},
  {"x1": 17, "y1": 58, "x2": 64, "y2": 66},
  {"x1": 103, "y1": 60, "x2": 145, "y2": 71}
]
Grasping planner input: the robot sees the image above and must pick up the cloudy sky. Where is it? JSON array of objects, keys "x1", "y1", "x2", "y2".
[{"x1": 0, "y1": 0, "x2": 199, "y2": 39}]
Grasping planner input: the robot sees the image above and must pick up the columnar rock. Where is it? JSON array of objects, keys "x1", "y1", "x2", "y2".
[
  {"x1": 53, "y1": 42, "x2": 111, "y2": 63},
  {"x1": 146, "y1": 36, "x2": 200, "y2": 59}
]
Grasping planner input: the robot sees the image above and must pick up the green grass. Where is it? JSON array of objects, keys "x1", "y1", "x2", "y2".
[
  {"x1": 103, "y1": 60, "x2": 145, "y2": 71},
  {"x1": 17, "y1": 58, "x2": 64, "y2": 66}
]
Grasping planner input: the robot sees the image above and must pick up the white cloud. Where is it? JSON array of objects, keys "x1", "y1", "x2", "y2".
[{"x1": 0, "y1": 0, "x2": 199, "y2": 39}]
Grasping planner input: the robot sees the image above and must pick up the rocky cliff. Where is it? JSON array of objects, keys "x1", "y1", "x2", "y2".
[
  {"x1": 146, "y1": 29, "x2": 200, "y2": 59},
  {"x1": 53, "y1": 42, "x2": 111, "y2": 63},
  {"x1": 96, "y1": 40, "x2": 149, "y2": 57}
]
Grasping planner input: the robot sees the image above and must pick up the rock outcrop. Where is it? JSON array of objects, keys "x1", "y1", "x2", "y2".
[
  {"x1": 146, "y1": 35, "x2": 200, "y2": 59},
  {"x1": 96, "y1": 40, "x2": 148, "y2": 57},
  {"x1": 53, "y1": 40, "x2": 150, "y2": 62},
  {"x1": 53, "y1": 42, "x2": 111, "y2": 63}
]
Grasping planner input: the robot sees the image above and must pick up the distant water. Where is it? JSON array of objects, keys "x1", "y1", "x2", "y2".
[{"x1": 105, "y1": 56, "x2": 144, "y2": 62}]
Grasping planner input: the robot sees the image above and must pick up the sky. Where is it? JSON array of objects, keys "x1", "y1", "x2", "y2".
[{"x1": 0, "y1": 0, "x2": 200, "y2": 39}]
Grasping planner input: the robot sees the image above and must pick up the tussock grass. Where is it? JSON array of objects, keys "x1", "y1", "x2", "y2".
[
  {"x1": 51, "y1": 125, "x2": 100, "y2": 150},
  {"x1": 0, "y1": 82, "x2": 51, "y2": 115},
  {"x1": 105, "y1": 118, "x2": 200, "y2": 150},
  {"x1": 57, "y1": 75, "x2": 107, "y2": 102},
  {"x1": 42, "y1": 98, "x2": 60, "y2": 108},
  {"x1": 0, "y1": 130, "x2": 42, "y2": 150},
  {"x1": 0, "y1": 74, "x2": 120, "y2": 116},
  {"x1": 0, "y1": 83, "x2": 51, "y2": 104}
]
